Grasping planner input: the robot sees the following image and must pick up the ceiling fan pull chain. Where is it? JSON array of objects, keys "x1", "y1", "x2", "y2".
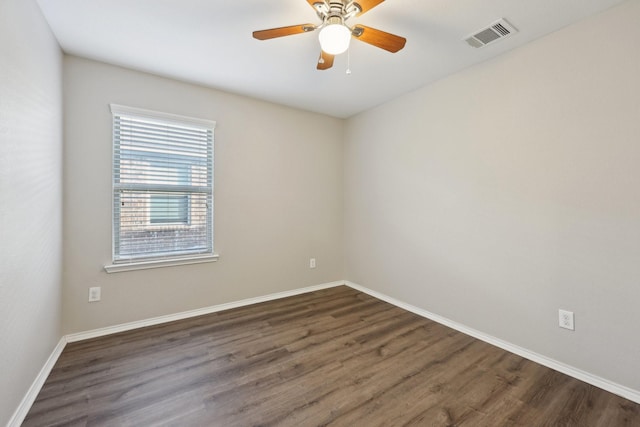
[{"x1": 346, "y1": 46, "x2": 352, "y2": 75}]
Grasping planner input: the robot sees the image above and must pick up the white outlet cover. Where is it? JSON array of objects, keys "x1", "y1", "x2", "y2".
[
  {"x1": 89, "y1": 286, "x2": 101, "y2": 302},
  {"x1": 559, "y1": 309, "x2": 574, "y2": 330},
  {"x1": 309, "y1": 258, "x2": 316, "y2": 269}
]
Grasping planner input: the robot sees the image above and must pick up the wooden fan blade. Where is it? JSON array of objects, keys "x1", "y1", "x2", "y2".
[
  {"x1": 317, "y1": 51, "x2": 335, "y2": 70},
  {"x1": 253, "y1": 24, "x2": 315, "y2": 40},
  {"x1": 353, "y1": 0, "x2": 385, "y2": 16},
  {"x1": 352, "y1": 25, "x2": 406, "y2": 53}
]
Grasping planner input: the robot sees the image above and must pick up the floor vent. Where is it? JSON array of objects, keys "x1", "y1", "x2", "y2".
[{"x1": 465, "y1": 19, "x2": 517, "y2": 48}]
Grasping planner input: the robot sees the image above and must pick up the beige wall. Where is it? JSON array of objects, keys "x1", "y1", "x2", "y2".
[
  {"x1": 0, "y1": 0, "x2": 63, "y2": 424},
  {"x1": 344, "y1": 0, "x2": 640, "y2": 391},
  {"x1": 62, "y1": 56, "x2": 344, "y2": 334}
]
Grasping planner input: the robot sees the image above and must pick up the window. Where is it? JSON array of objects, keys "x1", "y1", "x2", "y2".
[
  {"x1": 109, "y1": 104, "x2": 215, "y2": 267},
  {"x1": 150, "y1": 193, "x2": 189, "y2": 224}
]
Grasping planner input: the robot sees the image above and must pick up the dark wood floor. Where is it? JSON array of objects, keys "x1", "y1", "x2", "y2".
[{"x1": 23, "y1": 286, "x2": 640, "y2": 426}]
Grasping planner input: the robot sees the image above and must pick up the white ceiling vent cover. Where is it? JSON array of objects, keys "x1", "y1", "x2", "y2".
[{"x1": 465, "y1": 19, "x2": 517, "y2": 48}]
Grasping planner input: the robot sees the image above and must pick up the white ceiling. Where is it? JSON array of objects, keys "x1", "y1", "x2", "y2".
[{"x1": 36, "y1": 0, "x2": 626, "y2": 118}]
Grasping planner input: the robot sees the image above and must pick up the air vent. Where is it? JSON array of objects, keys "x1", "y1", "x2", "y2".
[{"x1": 465, "y1": 19, "x2": 517, "y2": 48}]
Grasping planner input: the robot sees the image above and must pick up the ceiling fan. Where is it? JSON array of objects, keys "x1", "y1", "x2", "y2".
[{"x1": 253, "y1": 0, "x2": 406, "y2": 70}]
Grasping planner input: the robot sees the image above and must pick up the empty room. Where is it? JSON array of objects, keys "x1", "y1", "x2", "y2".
[{"x1": 2, "y1": 0, "x2": 640, "y2": 425}]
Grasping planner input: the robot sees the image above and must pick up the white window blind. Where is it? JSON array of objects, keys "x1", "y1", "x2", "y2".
[{"x1": 110, "y1": 104, "x2": 215, "y2": 263}]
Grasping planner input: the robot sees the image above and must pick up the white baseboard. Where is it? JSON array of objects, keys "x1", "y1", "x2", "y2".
[
  {"x1": 66, "y1": 281, "x2": 345, "y2": 343},
  {"x1": 7, "y1": 337, "x2": 67, "y2": 427},
  {"x1": 345, "y1": 281, "x2": 640, "y2": 405}
]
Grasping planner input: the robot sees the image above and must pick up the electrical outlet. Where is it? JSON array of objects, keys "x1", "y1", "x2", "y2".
[
  {"x1": 309, "y1": 258, "x2": 316, "y2": 269},
  {"x1": 558, "y1": 309, "x2": 574, "y2": 330},
  {"x1": 89, "y1": 286, "x2": 101, "y2": 302}
]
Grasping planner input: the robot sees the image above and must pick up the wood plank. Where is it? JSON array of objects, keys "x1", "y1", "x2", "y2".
[{"x1": 23, "y1": 286, "x2": 640, "y2": 426}]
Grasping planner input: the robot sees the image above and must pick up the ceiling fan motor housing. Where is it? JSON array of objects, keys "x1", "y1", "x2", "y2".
[{"x1": 315, "y1": 1, "x2": 361, "y2": 24}]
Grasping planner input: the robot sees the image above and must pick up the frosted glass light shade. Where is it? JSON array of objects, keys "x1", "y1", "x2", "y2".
[{"x1": 319, "y1": 23, "x2": 351, "y2": 55}]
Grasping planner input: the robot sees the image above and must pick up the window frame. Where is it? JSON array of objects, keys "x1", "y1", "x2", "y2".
[{"x1": 105, "y1": 104, "x2": 218, "y2": 273}]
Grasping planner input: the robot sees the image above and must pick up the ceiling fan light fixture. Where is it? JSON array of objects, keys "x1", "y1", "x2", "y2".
[{"x1": 318, "y1": 21, "x2": 351, "y2": 55}]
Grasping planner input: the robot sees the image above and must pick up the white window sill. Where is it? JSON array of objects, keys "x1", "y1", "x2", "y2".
[{"x1": 104, "y1": 254, "x2": 219, "y2": 274}]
